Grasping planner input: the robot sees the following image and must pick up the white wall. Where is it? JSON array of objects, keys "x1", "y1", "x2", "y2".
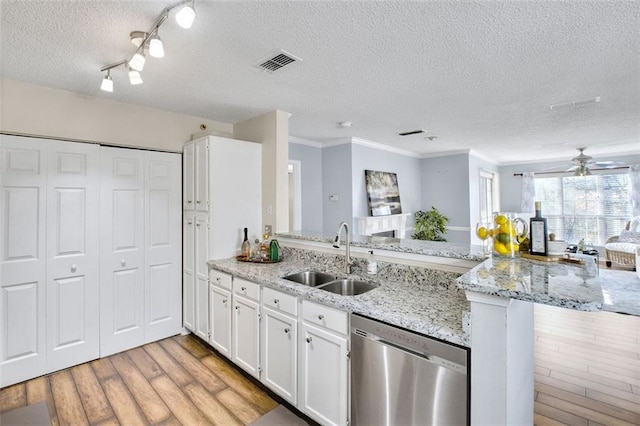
[
  {"x1": 0, "y1": 78, "x2": 232, "y2": 151},
  {"x1": 289, "y1": 142, "x2": 324, "y2": 232}
]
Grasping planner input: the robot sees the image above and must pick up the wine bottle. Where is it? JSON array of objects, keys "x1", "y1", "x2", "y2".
[
  {"x1": 241, "y1": 228, "x2": 251, "y2": 259},
  {"x1": 529, "y1": 201, "x2": 548, "y2": 256}
]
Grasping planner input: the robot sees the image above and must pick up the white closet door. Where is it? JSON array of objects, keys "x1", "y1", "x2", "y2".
[
  {"x1": 45, "y1": 141, "x2": 100, "y2": 372},
  {"x1": 0, "y1": 135, "x2": 47, "y2": 386},
  {"x1": 100, "y1": 147, "x2": 145, "y2": 356},
  {"x1": 144, "y1": 151, "x2": 181, "y2": 343}
]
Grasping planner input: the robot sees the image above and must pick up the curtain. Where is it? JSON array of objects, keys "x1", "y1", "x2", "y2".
[
  {"x1": 520, "y1": 172, "x2": 535, "y2": 213},
  {"x1": 630, "y1": 164, "x2": 640, "y2": 216}
]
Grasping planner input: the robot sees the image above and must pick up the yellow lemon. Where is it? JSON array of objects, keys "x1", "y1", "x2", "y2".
[
  {"x1": 476, "y1": 227, "x2": 488, "y2": 239},
  {"x1": 494, "y1": 242, "x2": 508, "y2": 254},
  {"x1": 495, "y1": 214, "x2": 508, "y2": 225}
]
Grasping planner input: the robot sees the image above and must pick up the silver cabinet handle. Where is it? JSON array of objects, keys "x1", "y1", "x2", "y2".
[
  {"x1": 318, "y1": 314, "x2": 324, "y2": 320},
  {"x1": 71, "y1": 264, "x2": 77, "y2": 273},
  {"x1": 235, "y1": 305, "x2": 239, "y2": 310},
  {"x1": 222, "y1": 299, "x2": 227, "y2": 304},
  {"x1": 187, "y1": 221, "x2": 193, "y2": 225},
  {"x1": 216, "y1": 277, "x2": 221, "y2": 283},
  {"x1": 241, "y1": 286, "x2": 246, "y2": 291},
  {"x1": 284, "y1": 328, "x2": 290, "y2": 334},
  {"x1": 274, "y1": 299, "x2": 279, "y2": 304},
  {"x1": 187, "y1": 200, "x2": 193, "y2": 204},
  {"x1": 196, "y1": 200, "x2": 201, "y2": 204},
  {"x1": 196, "y1": 223, "x2": 200, "y2": 227},
  {"x1": 120, "y1": 259, "x2": 126, "y2": 267},
  {"x1": 306, "y1": 337, "x2": 312, "y2": 343}
]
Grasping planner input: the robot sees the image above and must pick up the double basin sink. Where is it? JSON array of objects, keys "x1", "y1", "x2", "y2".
[{"x1": 282, "y1": 270, "x2": 378, "y2": 296}]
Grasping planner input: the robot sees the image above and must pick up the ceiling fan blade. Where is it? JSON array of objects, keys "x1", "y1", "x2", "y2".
[{"x1": 590, "y1": 160, "x2": 626, "y2": 168}]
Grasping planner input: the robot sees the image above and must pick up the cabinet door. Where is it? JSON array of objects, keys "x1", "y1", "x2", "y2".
[
  {"x1": 144, "y1": 151, "x2": 181, "y2": 343},
  {"x1": 194, "y1": 216, "x2": 209, "y2": 340},
  {"x1": 99, "y1": 148, "x2": 145, "y2": 357},
  {"x1": 194, "y1": 138, "x2": 208, "y2": 212},
  {"x1": 46, "y1": 141, "x2": 100, "y2": 371},
  {"x1": 300, "y1": 322, "x2": 349, "y2": 426},
  {"x1": 0, "y1": 135, "x2": 47, "y2": 386},
  {"x1": 232, "y1": 294, "x2": 260, "y2": 379},
  {"x1": 262, "y1": 306, "x2": 297, "y2": 404},
  {"x1": 183, "y1": 216, "x2": 195, "y2": 332},
  {"x1": 210, "y1": 285, "x2": 232, "y2": 358},
  {"x1": 183, "y1": 142, "x2": 194, "y2": 211}
]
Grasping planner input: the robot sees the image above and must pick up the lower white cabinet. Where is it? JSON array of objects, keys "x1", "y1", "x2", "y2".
[
  {"x1": 300, "y1": 302, "x2": 349, "y2": 426},
  {"x1": 262, "y1": 306, "x2": 298, "y2": 404},
  {"x1": 232, "y1": 278, "x2": 261, "y2": 378},
  {"x1": 210, "y1": 269, "x2": 233, "y2": 357}
]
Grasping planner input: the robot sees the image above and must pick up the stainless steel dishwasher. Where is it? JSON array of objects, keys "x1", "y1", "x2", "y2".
[{"x1": 351, "y1": 314, "x2": 469, "y2": 425}]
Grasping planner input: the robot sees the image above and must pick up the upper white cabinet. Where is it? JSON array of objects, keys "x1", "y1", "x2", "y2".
[
  {"x1": 183, "y1": 136, "x2": 261, "y2": 335},
  {"x1": 100, "y1": 148, "x2": 182, "y2": 357}
]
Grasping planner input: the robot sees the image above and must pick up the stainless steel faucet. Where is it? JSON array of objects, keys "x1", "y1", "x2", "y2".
[{"x1": 333, "y1": 222, "x2": 354, "y2": 274}]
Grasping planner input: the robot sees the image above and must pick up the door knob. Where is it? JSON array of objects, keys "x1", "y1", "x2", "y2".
[
  {"x1": 222, "y1": 299, "x2": 227, "y2": 304},
  {"x1": 71, "y1": 264, "x2": 77, "y2": 273},
  {"x1": 274, "y1": 299, "x2": 279, "y2": 304},
  {"x1": 318, "y1": 314, "x2": 325, "y2": 320},
  {"x1": 216, "y1": 277, "x2": 221, "y2": 283},
  {"x1": 235, "y1": 306, "x2": 239, "y2": 310},
  {"x1": 120, "y1": 259, "x2": 126, "y2": 267},
  {"x1": 241, "y1": 286, "x2": 246, "y2": 291},
  {"x1": 306, "y1": 337, "x2": 313, "y2": 343},
  {"x1": 284, "y1": 328, "x2": 290, "y2": 334}
]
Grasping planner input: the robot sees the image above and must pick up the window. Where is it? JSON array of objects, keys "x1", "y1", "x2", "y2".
[
  {"x1": 534, "y1": 172, "x2": 631, "y2": 246},
  {"x1": 479, "y1": 170, "x2": 499, "y2": 223}
]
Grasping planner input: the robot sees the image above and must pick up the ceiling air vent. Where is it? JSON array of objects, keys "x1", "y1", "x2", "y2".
[
  {"x1": 398, "y1": 129, "x2": 425, "y2": 136},
  {"x1": 253, "y1": 50, "x2": 301, "y2": 73}
]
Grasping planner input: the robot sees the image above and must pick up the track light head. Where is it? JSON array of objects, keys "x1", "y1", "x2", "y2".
[
  {"x1": 128, "y1": 67, "x2": 143, "y2": 85},
  {"x1": 100, "y1": 71, "x2": 113, "y2": 92},
  {"x1": 129, "y1": 51, "x2": 146, "y2": 71},
  {"x1": 176, "y1": 2, "x2": 195, "y2": 28},
  {"x1": 149, "y1": 34, "x2": 164, "y2": 58},
  {"x1": 130, "y1": 31, "x2": 148, "y2": 47}
]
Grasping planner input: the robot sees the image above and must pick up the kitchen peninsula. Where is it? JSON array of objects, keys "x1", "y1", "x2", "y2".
[{"x1": 208, "y1": 233, "x2": 636, "y2": 425}]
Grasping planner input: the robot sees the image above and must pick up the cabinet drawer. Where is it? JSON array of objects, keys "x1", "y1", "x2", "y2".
[
  {"x1": 210, "y1": 269, "x2": 232, "y2": 290},
  {"x1": 263, "y1": 287, "x2": 297, "y2": 316},
  {"x1": 233, "y1": 277, "x2": 260, "y2": 301},
  {"x1": 302, "y1": 300, "x2": 348, "y2": 335}
]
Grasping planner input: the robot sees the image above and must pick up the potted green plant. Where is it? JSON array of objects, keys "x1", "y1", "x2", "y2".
[{"x1": 412, "y1": 206, "x2": 449, "y2": 241}]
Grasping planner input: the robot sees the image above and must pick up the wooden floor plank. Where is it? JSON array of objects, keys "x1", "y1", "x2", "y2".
[
  {"x1": 150, "y1": 374, "x2": 210, "y2": 425},
  {"x1": 550, "y1": 370, "x2": 633, "y2": 393},
  {"x1": 110, "y1": 352, "x2": 171, "y2": 424},
  {"x1": 0, "y1": 382, "x2": 25, "y2": 412},
  {"x1": 159, "y1": 338, "x2": 227, "y2": 394},
  {"x1": 70, "y1": 363, "x2": 114, "y2": 424},
  {"x1": 534, "y1": 401, "x2": 588, "y2": 426},
  {"x1": 201, "y1": 354, "x2": 279, "y2": 414},
  {"x1": 534, "y1": 412, "x2": 572, "y2": 426},
  {"x1": 535, "y1": 373, "x2": 587, "y2": 396},
  {"x1": 50, "y1": 370, "x2": 89, "y2": 426},
  {"x1": 25, "y1": 376, "x2": 59, "y2": 426},
  {"x1": 537, "y1": 392, "x2": 639, "y2": 426},
  {"x1": 143, "y1": 342, "x2": 195, "y2": 387},
  {"x1": 586, "y1": 388, "x2": 640, "y2": 414},
  {"x1": 91, "y1": 357, "x2": 118, "y2": 380},
  {"x1": 183, "y1": 382, "x2": 243, "y2": 426},
  {"x1": 101, "y1": 376, "x2": 147, "y2": 426},
  {"x1": 216, "y1": 387, "x2": 263, "y2": 425},
  {"x1": 173, "y1": 334, "x2": 212, "y2": 359},
  {"x1": 126, "y1": 346, "x2": 164, "y2": 380}
]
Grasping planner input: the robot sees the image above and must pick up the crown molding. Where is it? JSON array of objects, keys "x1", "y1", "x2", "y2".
[
  {"x1": 350, "y1": 137, "x2": 421, "y2": 158},
  {"x1": 288, "y1": 136, "x2": 323, "y2": 148},
  {"x1": 419, "y1": 149, "x2": 471, "y2": 159}
]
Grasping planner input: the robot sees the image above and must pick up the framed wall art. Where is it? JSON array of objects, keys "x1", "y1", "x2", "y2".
[{"x1": 365, "y1": 170, "x2": 402, "y2": 216}]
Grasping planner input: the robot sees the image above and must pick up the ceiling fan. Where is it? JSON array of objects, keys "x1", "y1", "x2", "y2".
[{"x1": 567, "y1": 147, "x2": 625, "y2": 176}]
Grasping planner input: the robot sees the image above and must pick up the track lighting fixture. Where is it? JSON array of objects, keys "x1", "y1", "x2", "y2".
[
  {"x1": 176, "y1": 2, "x2": 196, "y2": 29},
  {"x1": 128, "y1": 67, "x2": 143, "y2": 85},
  {"x1": 99, "y1": 0, "x2": 196, "y2": 93},
  {"x1": 100, "y1": 70, "x2": 113, "y2": 92}
]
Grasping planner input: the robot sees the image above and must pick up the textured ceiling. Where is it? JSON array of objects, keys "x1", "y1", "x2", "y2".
[{"x1": 1, "y1": 0, "x2": 638, "y2": 164}]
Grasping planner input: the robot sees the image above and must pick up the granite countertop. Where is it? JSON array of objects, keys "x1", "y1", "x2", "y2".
[
  {"x1": 208, "y1": 252, "x2": 471, "y2": 347},
  {"x1": 276, "y1": 231, "x2": 486, "y2": 262},
  {"x1": 457, "y1": 255, "x2": 608, "y2": 312}
]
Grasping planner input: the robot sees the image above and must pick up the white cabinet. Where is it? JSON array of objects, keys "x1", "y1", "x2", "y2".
[
  {"x1": 300, "y1": 301, "x2": 349, "y2": 426},
  {"x1": 232, "y1": 278, "x2": 261, "y2": 379},
  {"x1": 182, "y1": 135, "x2": 261, "y2": 335},
  {"x1": 99, "y1": 147, "x2": 182, "y2": 357},
  {"x1": 262, "y1": 287, "x2": 298, "y2": 404},
  {"x1": 209, "y1": 270, "x2": 232, "y2": 357}
]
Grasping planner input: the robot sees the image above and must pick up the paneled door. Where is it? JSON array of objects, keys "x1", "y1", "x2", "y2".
[
  {"x1": 183, "y1": 215, "x2": 195, "y2": 332},
  {"x1": 144, "y1": 151, "x2": 181, "y2": 343},
  {"x1": 194, "y1": 138, "x2": 208, "y2": 212},
  {"x1": 183, "y1": 142, "x2": 194, "y2": 211},
  {"x1": 0, "y1": 135, "x2": 47, "y2": 386},
  {"x1": 194, "y1": 215, "x2": 209, "y2": 340},
  {"x1": 45, "y1": 140, "x2": 100, "y2": 372},
  {"x1": 100, "y1": 147, "x2": 145, "y2": 356}
]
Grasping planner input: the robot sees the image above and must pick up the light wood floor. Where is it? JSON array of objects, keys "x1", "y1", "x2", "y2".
[
  {"x1": 0, "y1": 335, "x2": 279, "y2": 425},
  {"x1": 1, "y1": 305, "x2": 639, "y2": 425}
]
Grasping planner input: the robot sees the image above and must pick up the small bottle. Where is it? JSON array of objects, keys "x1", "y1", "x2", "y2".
[
  {"x1": 529, "y1": 201, "x2": 548, "y2": 256},
  {"x1": 578, "y1": 238, "x2": 585, "y2": 253},
  {"x1": 252, "y1": 239, "x2": 261, "y2": 260},
  {"x1": 241, "y1": 228, "x2": 251, "y2": 259},
  {"x1": 367, "y1": 250, "x2": 378, "y2": 275}
]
